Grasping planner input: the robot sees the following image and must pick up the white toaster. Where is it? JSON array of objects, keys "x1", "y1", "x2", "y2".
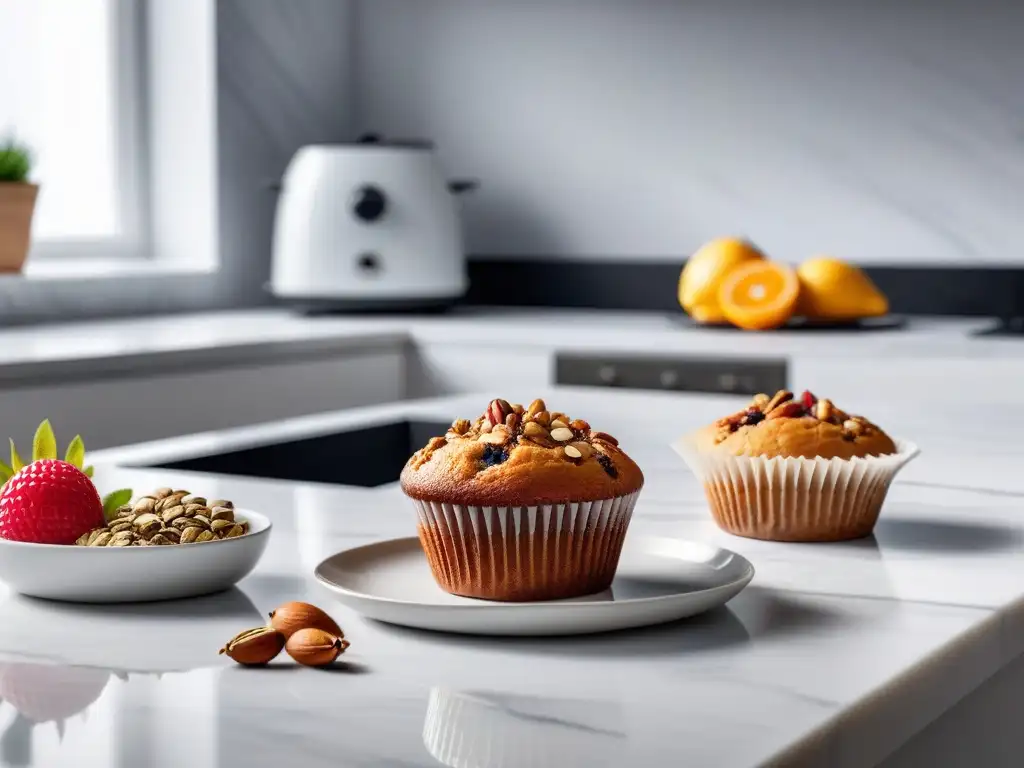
[{"x1": 269, "y1": 137, "x2": 476, "y2": 310}]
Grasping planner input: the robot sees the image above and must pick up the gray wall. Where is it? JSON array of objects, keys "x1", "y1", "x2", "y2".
[
  {"x1": 217, "y1": 0, "x2": 357, "y2": 304},
  {"x1": 353, "y1": 0, "x2": 1024, "y2": 266}
]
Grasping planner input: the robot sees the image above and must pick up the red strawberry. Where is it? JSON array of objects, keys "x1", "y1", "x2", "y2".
[
  {"x1": 0, "y1": 460, "x2": 103, "y2": 544},
  {"x1": 801, "y1": 390, "x2": 817, "y2": 409}
]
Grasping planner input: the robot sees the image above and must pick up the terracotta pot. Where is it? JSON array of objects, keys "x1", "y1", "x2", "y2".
[{"x1": 0, "y1": 183, "x2": 39, "y2": 273}]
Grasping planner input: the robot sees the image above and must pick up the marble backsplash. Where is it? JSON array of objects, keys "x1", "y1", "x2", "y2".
[{"x1": 351, "y1": 0, "x2": 1024, "y2": 266}]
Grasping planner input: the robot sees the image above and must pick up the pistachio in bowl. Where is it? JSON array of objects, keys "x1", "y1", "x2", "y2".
[{"x1": 76, "y1": 489, "x2": 251, "y2": 547}]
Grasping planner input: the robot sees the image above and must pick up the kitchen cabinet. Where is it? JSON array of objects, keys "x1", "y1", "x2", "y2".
[
  {"x1": 406, "y1": 342, "x2": 552, "y2": 397},
  {"x1": 0, "y1": 309, "x2": 1018, "y2": 452},
  {"x1": 0, "y1": 348, "x2": 404, "y2": 450}
]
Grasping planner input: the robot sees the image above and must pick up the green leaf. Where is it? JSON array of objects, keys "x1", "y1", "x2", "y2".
[
  {"x1": 9, "y1": 439, "x2": 24, "y2": 473},
  {"x1": 83, "y1": 465, "x2": 94, "y2": 478},
  {"x1": 64, "y1": 435, "x2": 85, "y2": 468},
  {"x1": 0, "y1": 459, "x2": 12, "y2": 484},
  {"x1": 102, "y1": 489, "x2": 133, "y2": 521},
  {"x1": 0, "y1": 136, "x2": 33, "y2": 183},
  {"x1": 32, "y1": 419, "x2": 57, "y2": 462}
]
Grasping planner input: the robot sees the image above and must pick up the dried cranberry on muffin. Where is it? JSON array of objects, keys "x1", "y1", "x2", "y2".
[
  {"x1": 677, "y1": 390, "x2": 916, "y2": 543},
  {"x1": 400, "y1": 398, "x2": 644, "y2": 602}
]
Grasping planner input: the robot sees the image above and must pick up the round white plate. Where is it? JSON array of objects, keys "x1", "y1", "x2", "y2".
[
  {"x1": 0, "y1": 510, "x2": 271, "y2": 603},
  {"x1": 315, "y1": 535, "x2": 754, "y2": 636}
]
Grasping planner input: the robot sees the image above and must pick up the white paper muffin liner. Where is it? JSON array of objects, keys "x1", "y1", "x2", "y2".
[
  {"x1": 423, "y1": 687, "x2": 625, "y2": 768},
  {"x1": 672, "y1": 435, "x2": 919, "y2": 542},
  {"x1": 410, "y1": 491, "x2": 640, "y2": 601}
]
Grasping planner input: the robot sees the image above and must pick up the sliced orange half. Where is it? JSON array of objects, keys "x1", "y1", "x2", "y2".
[{"x1": 717, "y1": 260, "x2": 800, "y2": 331}]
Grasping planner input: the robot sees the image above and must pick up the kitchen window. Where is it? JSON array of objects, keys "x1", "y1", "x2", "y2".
[{"x1": 0, "y1": 0, "x2": 148, "y2": 262}]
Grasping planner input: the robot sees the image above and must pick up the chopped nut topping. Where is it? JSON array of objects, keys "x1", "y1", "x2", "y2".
[
  {"x1": 713, "y1": 390, "x2": 876, "y2": 441},
  {"x1": 488, "y1": 399, "x2": 512, "y2": 426},
  {"x1": 479, "y1": 428, "x2": 510, "y2": 445},
  {"x1": 815, "y1": 399, "x2": 833, "y2": 422},
  {"x1": 523, "y1": 421, "x2": 549, "y2": 439},
  {"x1": 411, "y1": 399, "x2": 624, "y2": 472},
  {"x1": 766, "y1": 402, "x2": 806, "y2": 420},
  {"x1": 764, "y1": 390, "x2": 794, "y2": 413},
  {"x1": 843, "y1": 419, "x2": 863, "y2": 435}
]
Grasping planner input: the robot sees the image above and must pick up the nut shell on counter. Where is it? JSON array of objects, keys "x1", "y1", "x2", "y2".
[
  {"x1": 219, "y1": 627, "x2": 286, "y2": 666},
  {"x1": 285, "y1": 628, "x2": 349, "y2": 667},
  {"x1": 269, "y1": 601, "x2": 344, "y2": 640}
]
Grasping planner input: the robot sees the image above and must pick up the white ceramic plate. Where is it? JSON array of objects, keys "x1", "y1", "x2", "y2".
[
  {"x1": 315, "y1": 535, "x2": 754, "y2": 636},
  {"x1": 0, "y1": 510, "x2": 271, "y2": 603}
]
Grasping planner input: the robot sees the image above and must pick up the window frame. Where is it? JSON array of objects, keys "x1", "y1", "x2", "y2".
[{"x1": 28, "y1": 0, "x2": 151, "y2": 263}]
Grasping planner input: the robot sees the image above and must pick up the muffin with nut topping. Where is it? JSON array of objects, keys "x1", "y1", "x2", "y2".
[
  {"x1": 400, "y1": 398, "x2": 644, "y2": 601},
  {"x1": 675, "y1": 390, "x2": 918, "y2": 542}
]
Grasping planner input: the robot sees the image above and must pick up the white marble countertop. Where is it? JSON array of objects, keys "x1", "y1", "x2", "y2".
[
  {"x1": 1, "y1": 387, "x2": 1021, "y2": 767},
  {"x1": 0, "y1": 308, "x2": 1018, "y2": 384}
]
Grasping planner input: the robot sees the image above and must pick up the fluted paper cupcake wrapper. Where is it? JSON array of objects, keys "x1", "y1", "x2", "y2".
[
  {"x1": 411, "y1": 491, "x2": 640, "y2": 602},
  {"x1": 672, "y1": 436, "x2": 919, "y2": 542},
  {"x1": 423, "y1": 687, "x2": 624, "y2": 768}
]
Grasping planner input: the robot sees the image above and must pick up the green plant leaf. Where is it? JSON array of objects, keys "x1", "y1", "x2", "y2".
[
  {"x1": 64, "y1": 435, "x2": 85, "y2": 468},
  {"x1": 102, "y1": 489, "x2": 133, "y2": 521},
  {"x1": 0, "y1": 136, "x2": 33, "y2": 183},
  {"x1": 83, "y1": 465, "x2": 94, "y2": 478},
  {"x1": 0, "y1": 459, "x2": 12, "y2": 486},
  {"x1": 32, "y1": 420, "x2": 57, "y2": 462},
  {"x1": 9, "y1": 439, "x2": 24, "y2": 473}
]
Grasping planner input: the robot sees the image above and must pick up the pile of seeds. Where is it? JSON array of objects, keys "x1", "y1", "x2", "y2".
[{"x1": 75, "y1": 487, "x2": 248, "y2": 547}]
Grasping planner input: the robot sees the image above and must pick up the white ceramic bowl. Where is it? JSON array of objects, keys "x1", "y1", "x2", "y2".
[{"x1": 0, "y1": 510, "x2": 271, "y2": 603}]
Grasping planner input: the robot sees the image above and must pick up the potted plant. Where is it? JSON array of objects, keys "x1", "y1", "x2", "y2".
[{"x1": 0, "y1": 137, "x2": 38, "y2": 274}]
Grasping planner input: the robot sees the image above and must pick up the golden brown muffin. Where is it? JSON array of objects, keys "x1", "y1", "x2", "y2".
[
  {"x1": 401, "y1": 398, "x2": 645, "y2": 602},
  {"x1": 704, "y1": 390, "x2": 897, "y2": 460},
  {"x1": 679, "y1": 389, "x2": 913, "y2": 543}
]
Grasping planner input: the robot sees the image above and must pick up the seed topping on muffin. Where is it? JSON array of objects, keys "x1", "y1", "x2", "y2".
[
  {"x1": 410, "y1": 398, "x2": 622, "y2": 478},
  {"x1": 714, "y1": 390, "x2": 881, "y2": 445}
]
